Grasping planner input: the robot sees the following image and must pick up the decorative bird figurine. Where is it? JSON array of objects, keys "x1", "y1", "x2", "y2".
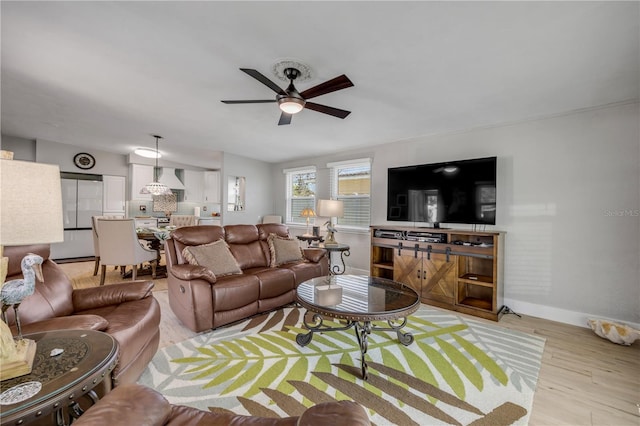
[{"x1": 0, "y1": 254, "x2": 44, "y2": 340}]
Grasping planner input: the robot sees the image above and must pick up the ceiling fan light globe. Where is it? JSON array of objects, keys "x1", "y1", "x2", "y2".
[{"x1": 278, "y1": 98, "x2": 305, "y2": 114}]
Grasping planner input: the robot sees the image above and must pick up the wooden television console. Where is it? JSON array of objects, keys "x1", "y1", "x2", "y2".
[{"x1": 370, "y1": 225, "x2": 505, "y2": 321}]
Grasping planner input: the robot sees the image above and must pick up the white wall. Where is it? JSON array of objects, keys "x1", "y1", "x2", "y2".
[
  {"x1": 221, "y1": 152, "x2": 274, "y2": 226},
  {"x1": 273, "y1": 102, "x2": 640, "y2": 327}
]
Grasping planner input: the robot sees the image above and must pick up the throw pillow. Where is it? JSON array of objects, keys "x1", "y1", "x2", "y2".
[
  {"x1": 268, "y1": 233, "x2": 304, "y2": 267},
  {"x1": 182, "y1": 239, "x2": 242, "y2": 277}
]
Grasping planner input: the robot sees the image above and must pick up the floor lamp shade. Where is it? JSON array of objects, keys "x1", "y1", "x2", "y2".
[{"x1": 1, "y1": 160, "x2": 64, "y2": 246}]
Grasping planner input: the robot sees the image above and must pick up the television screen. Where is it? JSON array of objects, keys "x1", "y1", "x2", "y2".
[{"x1": 387, "y1": 156, "x2": 496, "y2": 225}]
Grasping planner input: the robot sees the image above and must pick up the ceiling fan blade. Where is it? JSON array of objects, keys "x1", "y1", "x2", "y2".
[
  {"x1": 240, "y1": 68, "x2": 286, "y2": 95},
  {"x1": 304, "y1": 102, "x2": 351, "y2": 119},
  {"x1": 221, "y1": 100, "x2": 276, "y2": 104},
  {"x1": 278, "y1": 112, "x2": 292, "y2": 126},
  {"x1": 300, "y1": 75, "x2": 354, "y2": 100}
]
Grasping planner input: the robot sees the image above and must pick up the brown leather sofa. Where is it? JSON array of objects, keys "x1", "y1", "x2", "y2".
[
  {"x1": 165, "y1": 224, "x2": 329, "y2": 332},
  {"x1": 73, "y1": 383, "x2": 371, "y2": 426},
  {"x1": 4, "y1": 244, "x2": 161, "y2": 386}
]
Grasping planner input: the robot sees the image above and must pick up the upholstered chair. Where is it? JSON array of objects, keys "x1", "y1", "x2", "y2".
[
  {"x1": 169, "y1": 214, "x2": 197, "y2": 228},
  {"x1": 96, "y1": 219, "x2": 157, "y2": 285},
  {"x1": 91, "y1": 215, "x2": 124, "y2": 276}
]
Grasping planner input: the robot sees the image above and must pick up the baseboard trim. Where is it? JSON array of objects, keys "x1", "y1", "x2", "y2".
[{"x1": 503, "y1": 297, "x2": 640, "y2": 330}]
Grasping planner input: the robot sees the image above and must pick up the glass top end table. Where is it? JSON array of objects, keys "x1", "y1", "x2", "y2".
[{"x1": 295, "y1": 275, "x2": 420, "y2": 380}]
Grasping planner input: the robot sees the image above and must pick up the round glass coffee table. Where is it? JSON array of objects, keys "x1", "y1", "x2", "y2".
[{"x1": 295, "y1": 274, "x2": 420, "y2": 380}]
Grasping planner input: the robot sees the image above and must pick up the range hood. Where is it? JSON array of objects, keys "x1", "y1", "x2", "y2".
[{"x1": 158, "y1": 167, "x2": 185, "y2": 190}]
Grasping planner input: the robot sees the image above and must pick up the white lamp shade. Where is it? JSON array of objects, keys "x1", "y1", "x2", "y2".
[
  {"x1": 1, "y1": 160, "x2": 64, "y2": 246},
  {"x1": 316, "y1": 199, "x2": 344, "y2": 218}
]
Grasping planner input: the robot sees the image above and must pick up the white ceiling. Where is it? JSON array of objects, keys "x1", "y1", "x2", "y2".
[{"x1": 1, "y1": 1, "x2": 638, "y2": 166}]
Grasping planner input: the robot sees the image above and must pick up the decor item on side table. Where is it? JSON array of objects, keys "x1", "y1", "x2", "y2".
[
  {"x1": 316, "y1": 199, "x2": 344, "y2": 246},
  {"x1": 0, "y1": 159, "x2": 64, "y2": 380}
]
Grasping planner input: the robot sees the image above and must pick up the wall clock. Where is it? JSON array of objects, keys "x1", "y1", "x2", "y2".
[{"x1": 73, "y1": 153, "x2": 96, "y2": 170}]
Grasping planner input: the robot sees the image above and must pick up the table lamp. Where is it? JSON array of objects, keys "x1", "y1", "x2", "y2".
[
  {"x1": 0, "y1": 157, "x2": 64, "y2": 380},
  {"x1": 316, "y1": 199, "x2": 344, "y2": 246},
  {"x1": 300, "y1": 208, "x2": 316, "y2": 236}
]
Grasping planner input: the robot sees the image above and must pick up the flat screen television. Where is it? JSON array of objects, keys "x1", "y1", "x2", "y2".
[{"x1": 387, "y1": 156, "x2": 497, "y2": 226}]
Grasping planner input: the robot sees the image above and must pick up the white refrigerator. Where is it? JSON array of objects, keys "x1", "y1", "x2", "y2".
[{"x1": 50, "y1": 173, "x2": 103, "y2": 260}]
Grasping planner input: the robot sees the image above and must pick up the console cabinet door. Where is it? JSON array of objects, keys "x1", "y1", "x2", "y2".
[
  {"x1": 394, "y1": 250, "x2": 456, "y2": 305},
  {"x1": 422, "y1": 253, "x2": 456, "y2": 305},
  {"x1": 393, "y1": 251, "x2": 422, "y2": 297}
]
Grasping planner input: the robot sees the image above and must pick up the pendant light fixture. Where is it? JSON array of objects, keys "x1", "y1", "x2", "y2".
[{"x1": 141, "y1": 135, "x2": 171, "y2": 196}]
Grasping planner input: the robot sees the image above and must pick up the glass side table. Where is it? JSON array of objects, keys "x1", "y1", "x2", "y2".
[{"x1": 0, "y1": 329, "x2": 119, "y2": 426}]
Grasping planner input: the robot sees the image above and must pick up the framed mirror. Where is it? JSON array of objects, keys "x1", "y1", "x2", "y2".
[{"x1": 227, "y1": 176, "x2": 246, "y2": 211}]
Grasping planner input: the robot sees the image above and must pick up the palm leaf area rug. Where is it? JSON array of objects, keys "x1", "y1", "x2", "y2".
[{"x1": 138, "y1": 306, "x2": 545, "y2": 425}]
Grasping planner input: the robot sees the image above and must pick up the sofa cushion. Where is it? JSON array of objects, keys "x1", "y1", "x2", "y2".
[
  {"x1": 182, "y1": 239, "x2": 242, "y2": 277},
  {"x1": 268, "y1": 234, "x2": 303, "y2": 267}
]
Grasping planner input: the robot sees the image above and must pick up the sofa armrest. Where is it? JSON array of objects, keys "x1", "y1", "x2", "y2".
[
  {"x1": 298, "y1": 400, "x2": 371, "y2": 426},
  {"x1": 170, "y1": 264, "x2": 217, "y2": 284},
  {"x1": 71, "y1": 384, "x2": 171, "y2": 426},
  {"x1": 303, "y1": 248, "x2": 327, "y2": 263},
  {"x1": 11, "y1": 315, "x2": 109, "y2": 335},
  {"x1": 72, "y1": 281, "x2": 154, "y2": 312}
]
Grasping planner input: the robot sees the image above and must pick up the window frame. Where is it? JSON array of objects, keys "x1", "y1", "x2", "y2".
[
  {"x1": 283, "y1": 166, "x2": 316, "y2": 225},
  {"x1": 327, "y1": 158, "x2": 371, "y2": 231}
]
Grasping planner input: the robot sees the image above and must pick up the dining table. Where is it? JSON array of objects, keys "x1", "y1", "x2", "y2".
[{"x1": 123, "y1": 227, "x2": 174, "y2": 279}]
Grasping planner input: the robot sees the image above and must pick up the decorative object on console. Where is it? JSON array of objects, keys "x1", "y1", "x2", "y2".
[
  {"x1": 0, "y1": 159, "x2": 64, "y2": 380},
  {"x1": 141, "y1": 135, "x2": 172, "y2": 196},
  {"x1": 300, "y1": 207, "x2": 316, "y2": 236},
  {"x1": 588, "y1": 318, "x2": 640, "y2": 346},
  {"x1": 316, "y1": 199, "x2": 344, "y2": 246}
]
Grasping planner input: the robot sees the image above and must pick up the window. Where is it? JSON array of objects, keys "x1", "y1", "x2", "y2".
[
  {"x1": 328, "y1": 159, "x2": 371, "y2": 229},
  {"x1": 284, "y1": 167, "x2": 316, "y2": 224}
]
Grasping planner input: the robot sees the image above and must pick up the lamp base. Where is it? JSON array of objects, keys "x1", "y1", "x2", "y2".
[
  {"x1": 324, "y1": 231, "x2": 339, "y2": 246},
  {"x1": 0, "y1": 338, "x2": 37, "y2": 381}
]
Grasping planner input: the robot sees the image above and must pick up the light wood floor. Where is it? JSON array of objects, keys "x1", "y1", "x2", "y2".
[{"x1": 59, "y1": 260, "x2": 640, "y2": 425}]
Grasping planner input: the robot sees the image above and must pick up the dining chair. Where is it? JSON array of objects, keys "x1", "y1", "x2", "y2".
[
  {"x1": 96, "y1": 219, "x2": 157, "y2": 285},
  {"x1": 169, "y1": 215, "x2": 197, "y2": 228},
  {"x1": 91, "y1": 215, "x2": 125, "y2": 276}
]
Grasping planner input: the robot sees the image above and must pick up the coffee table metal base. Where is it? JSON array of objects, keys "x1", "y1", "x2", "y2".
[{"x1": 296, "y1": 313, "x2": 414, "y2": 380}]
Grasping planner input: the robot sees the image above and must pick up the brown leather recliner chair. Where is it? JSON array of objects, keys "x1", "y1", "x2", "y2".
[
  {"x1": 72, "y1": 383, "x2": 371, "y2": 426},
  {"x1": 3, "y1": 244, "x2": 161, "y2": 386}
]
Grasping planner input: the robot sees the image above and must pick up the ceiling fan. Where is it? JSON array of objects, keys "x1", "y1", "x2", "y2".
[{"x1": 221, "y1": 68, "x2": 354, "y2": 125}]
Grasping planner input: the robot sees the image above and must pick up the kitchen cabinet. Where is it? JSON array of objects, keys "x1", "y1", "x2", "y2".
[
  {"x1": 183, "y1": 170, "x2": 205, "y2": 202},
  {"x1": 130, "y1": 164, "x2": 154, "y2": 201},
  {"x1": 103, "y1": 175, "x2": 126, "y2": 214},
  {"x1": 203, "y1": 171, "x2": 220, "y2": 203}
]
